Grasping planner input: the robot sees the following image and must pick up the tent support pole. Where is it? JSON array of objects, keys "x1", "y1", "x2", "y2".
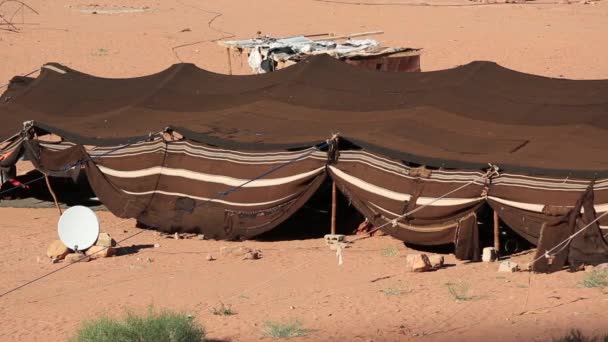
[
  {"x1": 493, "y1": 209, "x2": 500, "y2": 255},
  {"x1": 226, "y1": 47, "x2": 233, "y2": 75},
  {"x1": 331, "y1": 181, "x2": 337, "y2": 235},
  {"x1": 44, "y1": 173, "x2": 62, "y2": 216}
]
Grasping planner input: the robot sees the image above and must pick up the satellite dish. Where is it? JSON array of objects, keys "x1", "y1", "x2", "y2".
[{"x1": 58, "y1": 206, "x2": 100, "y2": 251}]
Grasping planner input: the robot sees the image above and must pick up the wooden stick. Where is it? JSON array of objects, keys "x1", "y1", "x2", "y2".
[
  {"x1": 303, "y1": 32, "x2": 331, "y2": 38},
  {"x1": 226, "y1": 47, "x2": 233, "y2": 75},
  {"x1": 331, "y1": 181, "x2": 337, "y2": 235},
  {"x1": 493, "y1": 209, "x2": 500, "y2": 254},
  {"x1": 312, "y1": 30, "x2": 384, "y2": 42},
  {"x1": 44, "y1": 173, "x2": 62, "y2": 216}
]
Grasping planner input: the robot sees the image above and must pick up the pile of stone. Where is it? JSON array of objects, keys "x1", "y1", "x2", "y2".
[{"x1": 46, "y1": 232, "x2": 117, "y2": 263}]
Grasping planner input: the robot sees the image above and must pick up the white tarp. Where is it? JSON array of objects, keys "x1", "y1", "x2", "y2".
[{"x1": 222, "y1": 36, "x2": 384, "y2": 73}]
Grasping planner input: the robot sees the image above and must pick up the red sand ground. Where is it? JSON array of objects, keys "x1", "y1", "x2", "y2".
[
  {"x1": 1, "y1": 0, "x2": 608, "y2": 341},
  {"x1": 0, "y1": 209, "x2": 607, "y2": 341}
]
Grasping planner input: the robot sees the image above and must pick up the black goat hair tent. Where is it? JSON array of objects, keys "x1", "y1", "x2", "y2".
[{"x1": 1, "y1": 55, "x2": 608, "y2": 270}]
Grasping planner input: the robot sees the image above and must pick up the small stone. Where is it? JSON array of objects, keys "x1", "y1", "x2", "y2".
[
  {"x1": 174, "y1": 232, "x2": 180, "y2": 240},
  {"x1": 146, "y1": 257, "x2": 154, "y2": 262},
  {"x1": 498, "y1": 261, "x2": 519, "y2": 273},
  {"x1": 197, "y1": 234, "x2": 205, "y2": 240},
  {"x1": 243, "y1": 250, "x2": 262, "y2": 260},
  {"x1": 154, "y1": 243, "x2": 161, "y2": 248},
  {"x1": 482, "y1": 247, "x2": 497, "y2": 262},
  {"x1": 428, "y1": 255, "x2": 444, "y2": 269},
  {"x1": 405, "y1": 254, "x2": 432, "y2": 272},
  {"x1": 47, "y1": 240, "x2": 70, "y2": 260},
  {"x1": 206, "y1": 254, "x2": 215, "y2": 261},
  {"x1": 290, "y1": 306, "x2": 295, "y2": 310},
  {"x1": 95, "y1": 233, "x2": 115, "y2": 248},
  {"x1": 65, "y1": 253, "x2": 90, "y2": 263},
  {"x1": 220, "y1": 245, "x2": 253, "y2": 257},
  {"x1": 86, "y1": 246, "x2": 116, "y2": 259}
]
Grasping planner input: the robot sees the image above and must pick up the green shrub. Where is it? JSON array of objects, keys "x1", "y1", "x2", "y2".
[
  {"x1": 262, "y1": 320, "x2": 309, "y2": 339},
  {"x1": 580, "y1": 270, "x2": 608, "y2": 288},
  {"x1": 211, "y1": 302, "x2": 235, "y2": 316},
  {"x1": 380, "y1": 246, "x2": 398, "y2": 257},
  {"x1": 447, "y1": 282, "x2": 474, "y2": 302},
  {"x1": 555, "y1": 329, "x2": 608, "y2": 342},
  {"x1": 71, "y1": 308, "x2": 205, "y2": 342}
]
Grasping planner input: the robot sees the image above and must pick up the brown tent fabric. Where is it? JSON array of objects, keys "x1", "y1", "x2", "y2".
[
  {"x1": 21, "y1": 138, "x2": 327, "y2": 240},
  {"x1": 532, "y1": 184, "x2": 608, "y2": 273},
  {"x1": 328, "y1": 150, "x2": 486, "y2": 260},
  {"x1": 2, "y1": 56, "x2": 608, "y2": 265},
  {"x1": 2, "y1": 55, "x2": 608, "y2": 177}
]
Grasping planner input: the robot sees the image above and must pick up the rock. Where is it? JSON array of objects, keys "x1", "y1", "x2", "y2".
[
  {"x1": 206, "y1": 254, "x2": 215, "y2": 261},
  {"x1": 243, "y1": 250, "x2": 262, "y2": 260},
  {"x1": 197, "y1": 234, "x2": 205, "y2": 240},
  {"x1": 498, "y1": 261, "x2": 519, "y2": 273},
  {"x1": 428, "y1": 255, "x2": 444, "y2": 269},
  {"x1": 482, "y1": 247, "x2": 497, "y2": 262},
  {"x1": 154, "y1": 243, "x2": 161, "y2": 248},
  {"x1": 95, "y1": 233, "x2": 116, "y2": 248},
  {"x1": 405, "y1": 254, "x2": 432, "y2": 272},
  {"x1": 86, "y1": 246, "x2": 116, "y2": 259},
  {"x1": 47, "y1": 240, "x2": 70, "y2": 260},
  {"x1": 220, "y1": 245, "x2": 253, "y2": 257},
  {"x1": 174, "y1": 232, "x2": 180, "y2": 240},
  {"x1": 65, "y1": 253, "x2": 90, "y2": 263}
]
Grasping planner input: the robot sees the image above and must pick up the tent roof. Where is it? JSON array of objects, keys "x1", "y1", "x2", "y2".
[{"x1": 2, "y1": 54, "x2": 608, "y2": 177}]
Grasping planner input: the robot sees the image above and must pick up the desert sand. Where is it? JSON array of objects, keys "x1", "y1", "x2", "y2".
[{"x1": 1, "y1": 0, "x2": 608, "y2": 341}]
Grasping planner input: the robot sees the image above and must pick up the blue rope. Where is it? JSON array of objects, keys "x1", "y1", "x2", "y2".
[
  {"x1": 219, "y1": 143, "x2": 327, "y2": 197},
  {"x1": 195, "y1": 141, "x2": 329, "y2": 208}
]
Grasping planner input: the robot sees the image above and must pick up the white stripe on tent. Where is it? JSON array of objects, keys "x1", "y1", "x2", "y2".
[
  {"x1": 329, "y1": 166, "x2": 483, "y2": 206},
  {"x1": 122, "y1": 189, "x2": 300, "y2": 207},
  {"x1": 489, "y1": 196, "x2": 608, "y2": 214},
  {"x1": 42, "y1": 64, "x2": 66, "y2": 74},
  {"x1": 98, "y1": 165, "x2": 325, "y2": 188}
]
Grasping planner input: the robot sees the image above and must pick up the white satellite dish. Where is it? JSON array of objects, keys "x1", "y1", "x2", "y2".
[{"x1": 58, "y1": 206, "x2": 100, "y2": 251}]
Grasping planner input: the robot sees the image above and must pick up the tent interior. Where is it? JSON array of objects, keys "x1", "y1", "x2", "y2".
[{"x1": 1, "y1": 54, "x2": 607, "y2": 272}]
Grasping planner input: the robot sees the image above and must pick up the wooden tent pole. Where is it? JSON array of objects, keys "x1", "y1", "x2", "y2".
[
  {"x1": 331, "y1": 181, "x2": 337, "y2": 235},
  {"x1": 493, "y1": 209, "x2": 500, "y2": 254},
  {"x1": 312, "y1": 30, "x2": 384, "y2": 42},
  {"x1": 226, "y1": 47, "x2": 233, "y2": 75},
  {"x1": 44, "y1": 173, "x2": 62, "y2": 216}
]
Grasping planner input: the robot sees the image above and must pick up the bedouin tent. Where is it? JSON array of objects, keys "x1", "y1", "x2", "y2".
[{"x1": 1, "y1": 55, "x2": 608, "y2": 272}]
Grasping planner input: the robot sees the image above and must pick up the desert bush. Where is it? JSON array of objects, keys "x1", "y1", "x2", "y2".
[
  {"x1": 71, "y1": 308, "x2": 205, "y2": 342},
  {"x1": 262, "y1": 320, "x2": 309, "y2": 339},
  {"x1": 555, "y1": 329, "x2": 608, "y2": 342},
  {"x1": 580, "y1": 270, "x2": 608, "y2": 288},
  {"x1": 211, "y1": 302, "x2": 235, "y2": 316}
]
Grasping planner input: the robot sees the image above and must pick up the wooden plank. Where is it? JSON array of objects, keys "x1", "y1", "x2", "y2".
[{"x1": 226, "y1": 47, "x2": 233, "y2": 75}]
